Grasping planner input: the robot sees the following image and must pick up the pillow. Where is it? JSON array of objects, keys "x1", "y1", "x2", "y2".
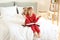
[
  {"x1": 0, "y1": 6, "x2": 17, "y2": 21},
  {"x1": 1, "y1": 6, "x2": 17, "y2": 17},
  {"x1": 17, "y1": 7, "x2": 23, "y2": 15},
  {"x1": 16, "y1": 6, "x2": 25, "y2": 25},
  {"x1": 1, "y1": 6, "x2": 25, "y2": 25},
  {"x1": 11, "y1": 14, "x2": 25, "y2": 25}
]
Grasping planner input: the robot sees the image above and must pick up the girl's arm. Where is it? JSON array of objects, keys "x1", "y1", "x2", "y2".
[
  {"x1": 33, "y1": 14, "x2": 40, "y2": 22},
  {"x1": 36, "y1": 16, "x2": 41, "y2": 21}
]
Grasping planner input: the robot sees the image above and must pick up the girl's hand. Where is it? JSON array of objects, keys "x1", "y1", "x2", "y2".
[{"x1": 38, "y1": 16, "x2": 41, "y2": 18}]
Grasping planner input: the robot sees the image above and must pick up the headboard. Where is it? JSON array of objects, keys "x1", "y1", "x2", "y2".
[
  {"x1": 0, "y1": 2, "x2": 14, "y2": 7},
  {"x1": 0, "y1": 2, "x2": 37, "y2": 13},
  {"x1": 15, "y1": 2, "x2": 37, "y2": 13}
]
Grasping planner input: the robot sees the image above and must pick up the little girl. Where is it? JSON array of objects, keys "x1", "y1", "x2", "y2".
[{"x1": 24, "y1": 7, "x2": 41, "y2": 38}]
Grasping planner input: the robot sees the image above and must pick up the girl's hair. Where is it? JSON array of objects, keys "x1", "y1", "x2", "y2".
[
  {"x1": 22, "y1": 7, "x2": 27, "y2": 15},
  {"x1": 22, "y1": 12, "x2": 25, "y2": 15},
  {"x1": 27, "y1": 7, "x2": 32, "y2": 11},
  {"x1": 22, "y1": 7, "x2": 33, "y2": 15},
  {"x1": 27, "y1": 7, "x2": 33, "y2": 15}
]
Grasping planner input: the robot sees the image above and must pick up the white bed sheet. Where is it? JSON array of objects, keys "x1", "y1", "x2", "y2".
[
  {"x1": 5, "y1": 23, "x2": 33, "y2": 40},
  {"x1": 37, "y1": 17, "x2": 58, "y2": 40},
  {"x1": 0, "y1": 19, "x2": 10, "y2": 40}
]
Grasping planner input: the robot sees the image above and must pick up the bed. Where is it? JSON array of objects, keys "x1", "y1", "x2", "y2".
[{"x1": 0, "y1": 2, "x2": 58, "y2": 40}]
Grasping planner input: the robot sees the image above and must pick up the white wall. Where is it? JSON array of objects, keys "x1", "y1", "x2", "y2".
[{"x1": 37, "y1": 0, "x2": 50, "y2": 11}]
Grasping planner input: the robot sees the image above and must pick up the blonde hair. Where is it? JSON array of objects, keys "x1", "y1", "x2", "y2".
[
  {"x1": 27, "y1": 7, "x2": 32, "y2": 10},
  {"x1": 22, "y1": 7, "x2": 27, "y2": 15},
  {"x1": 22, "y1": 7, "x2": 33, "y2": 15}
]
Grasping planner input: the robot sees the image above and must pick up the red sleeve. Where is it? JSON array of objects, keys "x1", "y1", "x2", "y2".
[
  {"x1": 25, "y1": 15, "x2": 30, "y2": 25},
  {"x1": 32, "y1": 14, "x2": 41, "y2": 23},
  {"x1": 36, "y1": 16, "x2": 40, "y2": 22},
  {"x1": 25, "y1": 18, "x2": 29, "y2": 24},
  {"x1": 32, "y1": 14, "x2": 38, "y2": 23}
]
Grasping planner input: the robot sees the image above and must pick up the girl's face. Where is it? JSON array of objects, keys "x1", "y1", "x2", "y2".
[{"x1": 28, "y1": 9, "x2": 33, "y2": 15}]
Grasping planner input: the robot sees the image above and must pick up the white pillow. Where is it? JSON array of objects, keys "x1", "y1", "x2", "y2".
[
  {"x1": 0, "y1": 6, "x2": 17, "y2": 21},
  {"x1": 0, "y1": 6, "x2": 25, "y2": 25},
  {"x1": 1, "y1": 6, "x2": 17, "y2": 17},
  {"x1": 11, "y1": 14, "x2": 25, "y2": 25},
  {"x1": 13, "y1": 7, "x2": 25, "y2": 25},
  {"x1": 17, "y1": 7, "x2": 23, "y2": 15}
]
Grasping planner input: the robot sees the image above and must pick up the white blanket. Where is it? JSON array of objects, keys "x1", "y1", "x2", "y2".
[
  {"x1": 37, "y1": 17, "x2": 58, "y2": 40},
  {"x1": 0, "y1": 19, "x2": 10, "y2": 40},
  {"x1": 6, "y1": 23, "x2": 33, "y2": 40},
  {"x1": 0, "y1": 17, "x2": 58, "y2": 40}
]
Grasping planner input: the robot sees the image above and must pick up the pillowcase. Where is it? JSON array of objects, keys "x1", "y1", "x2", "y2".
[
  {"x1": 0, "y1": 6, "x2": 17, "y2": 21},
  {"x1": 17, "y1": 7, "x2": 23, "y2": 15},
  {"x1": 11, "y1": 14, "x2": 25, "y2": 25},
  {"x1": 1, "y1": 6, "x2": 17, "y2": 17},
  {"x1": 16, "y1": 7, "x2": 25, "y2": 25},
  {"x1": 0, "y1": 6, "x2": 25, "y2": 25}
]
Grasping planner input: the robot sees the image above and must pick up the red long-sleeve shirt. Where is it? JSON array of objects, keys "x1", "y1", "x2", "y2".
[{"x1": 25, "y1": 13, "x2": 39, "y2": 24}]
